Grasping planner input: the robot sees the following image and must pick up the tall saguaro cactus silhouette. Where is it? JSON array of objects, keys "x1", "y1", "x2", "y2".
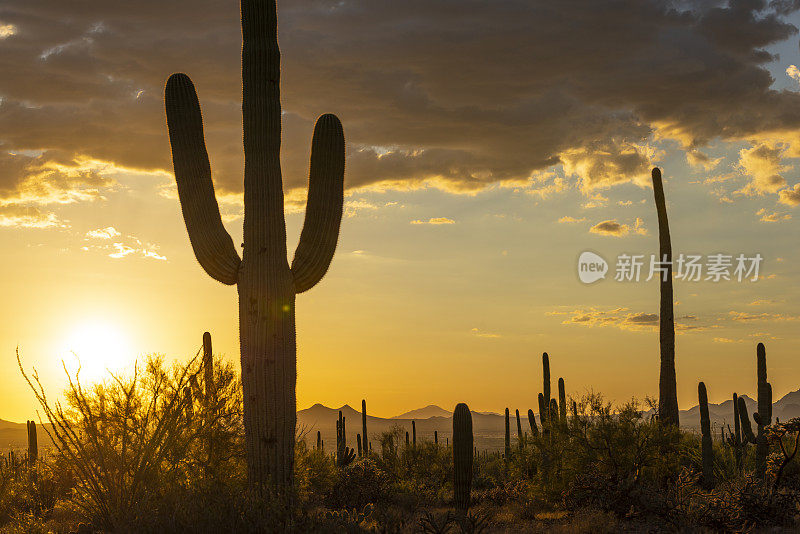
[
  {"x1": 652, "y1": 168, "x2": 678, "y2": 426},
  {"x1": 164, "y1": 0, "x2": 345, "y2": 490}
]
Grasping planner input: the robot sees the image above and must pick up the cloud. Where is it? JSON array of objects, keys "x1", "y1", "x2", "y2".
[
  {"x1": 470, "y1": 327, "x2": 501, "y2": 339},
  {"x1": 590, "y1": 219, "x2": 628, "y2": 236},
  {"x1": 81, "y1": 233, "x2": 167, "y2": 261},
  {"x1": 778, "y1": 183, "x2": 800, "y2": 206},
  {"x1": 85, "y1": 226, "x2": 120, "y2": 239},
  {"x1": 558, "y1": 216, "x2": 585, "y2": 224},
  {"x1": 559, "y1": 307, "x2": 711, "y2": 332},
  {"x1": 737, "y1": 143, "x2": 790, "y2": 195},
  {"x1": 788, "y1": 64, "x2": 800, "y2": 85},
  {"x1": 756, "y1": 208, "x2": 791, "y2": 222},
  {"x1": 0, "y1": 205, "x2": 65, "y2": 228},
  {"x1": 728, "y1": 311, "x2": 800, "y2": 322},
  {"x1": 0, "y1": 0, "x2": 799, "y2": 198},
  {"x1": 410, "y1": 217, "x2": 455, "y2": 225}
]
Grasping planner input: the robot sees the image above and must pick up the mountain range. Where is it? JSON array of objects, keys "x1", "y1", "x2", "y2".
[{"x1": 3, "y1": 390, "x2": 799, "y2": 452}]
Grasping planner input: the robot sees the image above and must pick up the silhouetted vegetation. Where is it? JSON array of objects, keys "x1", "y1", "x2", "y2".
[{"x1": 4, "y1": 346, "x2": 800, "y2": 532}]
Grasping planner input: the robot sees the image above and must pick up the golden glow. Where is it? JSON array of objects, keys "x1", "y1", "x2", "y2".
[{"x1": 61, "y1": 320, "x2": 133, "y2": 383}]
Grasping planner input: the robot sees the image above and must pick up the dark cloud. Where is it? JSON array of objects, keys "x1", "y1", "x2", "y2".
[{"x1": 0, "y1": 0, "x2": 799, "y2": 200}]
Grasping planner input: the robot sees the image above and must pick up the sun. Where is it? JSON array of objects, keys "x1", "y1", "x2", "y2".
[{"x1": 61, "y1": 320, "x2": 134, "y2": 383}]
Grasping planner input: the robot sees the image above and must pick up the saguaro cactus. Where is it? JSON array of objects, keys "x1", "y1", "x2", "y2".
[
  {"x1": 542, "y1": 353, "x2": 551, "y2": 425},
  {"x1": 202, "y1": 332, "x2": 215, "y2": 465},
  {"x1": 504, "y1": 408, "x2": 511, "y2": 460},
  {"x1": 165, "y1": 0, "x2": 345, "y2": 490},
  {"x1": 527, "y1": 409, "x2": 539, "y2": 437},
  {"x1": 651, "y1": 168, "x2": 678, "y2": 426},
  {"x1": 515, "y1": 409, "x2": 523, "y2": 447},
  {"x1": 453, "y1": 403, "x2": 473, "y2": 514},
  {"x1": 558, "y1": 378, "x2": 567, "y2": 426},
  {"x1": 412, "y1": 420, "x2": 417, "y2": 446},
  {"x1": 732, "y1": 393, "x2": 742, "y2": 471},
  {"x1": 362, "y1": 399, "x2": 368, "y2": 456},
  {"x1": 698, "y1": 382, "x2": 714, "y2": 488},
  {"x1": 755, "y1": 343, "x2": 772, "y2": 478},
  {"x1": 26, "y1": 420, "x2": 37, "y2": 467}
]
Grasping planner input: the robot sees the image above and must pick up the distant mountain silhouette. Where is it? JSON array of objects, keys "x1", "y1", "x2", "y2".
[
  {"x1": 392, "y1": 405, "x2": 452, "y2": 419},
  {"x1": 4, "y1": 392, "x2": 799, "y2": 452}
]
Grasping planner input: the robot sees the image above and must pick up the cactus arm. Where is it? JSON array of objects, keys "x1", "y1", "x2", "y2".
[
  {"x1": 165, "y1": 74, "x2": 241, "y2": 285},
  {"x1": 291, "y1": 114, "x2": 345, "y2": 293},
  {"x1": 738, "y1": 396, "x2": 756, "y2": 444}
]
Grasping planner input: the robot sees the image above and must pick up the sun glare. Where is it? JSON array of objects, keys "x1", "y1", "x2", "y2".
[{"x1": 61, "y1": 320, "x2": 134, "y2": 383}]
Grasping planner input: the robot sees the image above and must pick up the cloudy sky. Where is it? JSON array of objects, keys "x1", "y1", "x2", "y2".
[{"x1": 1, "y1": 0, "x2": 800, "y2": 420}]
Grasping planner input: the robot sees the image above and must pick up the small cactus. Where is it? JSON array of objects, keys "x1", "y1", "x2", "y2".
[
  {"x1": 453, "y1": 403, "x2": 473, "y2": 514},
  {"x1": 504, "y1": 408, "x2": 511, "y2": 460},
  {"x1": 434, "y1": 430, "x2": 438, "y2": 445},
  {"x1": 698, "y1": 382, "x2": 714, "y2": 488},
  {"x1": 515, "y1": 409, "x2": 523, "y2": 447},
  {"x1": 412, "y1": 420, "x2": 417, "y2": 446},
  {"x1": 542, "y1": 353, "x2": 551, "y2": 425},
  {"x1": 362, "y1": 399, "x2": 368, "y2": 456},
  {"x1": 558, "y1": 378, "x2": 567, "y2": 426},
  {"x1": 26, "y1": 420, "x2": 37, "y2": 468}
]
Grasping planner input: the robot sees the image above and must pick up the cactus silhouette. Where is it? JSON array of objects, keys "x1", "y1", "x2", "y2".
[
  {"x1": 738, "y1": 395, "x2": 756, "y2": 444},
  {"x1": 542, "y1": 352, "x2": 551, "y2": 425},
  {"x1": 362, "y1": 399, "x2": 368, "y2": 456},
  {"x1": 651, "y1": 168, "x2": 678, "y2": 426},
  {"x1": 558, "y1": 377, "x2": 567, "y2": 426},
  {"x1": 732, "y1": 393, "x2": 742, "y2": 472},
  {"x1": 412, "y1": 420, "x2": 417, "y2": 446},
  {"x1": 504, "y1": 408, "x2": 511, "y2": 460},
  {"x1": 527, "y1": 408, "x2": 539, "y2": 437},
  {"x1": 515, "y1": 409, "x2": 523, "y2": 447},
  {"x1": 698, "y1": 382, "x2": 714, "y2": 488},
  {"x1": 26, "y1": 420, "x2": 37, "y2": 468},
  {"x1": 755, "y1": 342, "x2": 772, "y2": 478},
  {"x1": 164, "y1": 0, "x2": 345, "y2": 490},
  {"x1": 453, "y1": 403, "x2": 473, "y2": 514}
]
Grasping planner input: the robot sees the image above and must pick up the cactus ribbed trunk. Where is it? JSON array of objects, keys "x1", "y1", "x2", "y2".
[
  {"x1": 453, "y1": 403, "x2": 473, "y2": 514},
  {"x1": 652, "y1": 168, "x2": 678, "y2": 427},
  {"x1": 732, "y1": 393, "x2": 742, "y2": 471},
  {"x1": 165, "y1": 0, "x2": 344, "y2": 492},
  {"x1": 362, "y1": 399, "x2": 368, "y2": 456},
  {"x1": 698, "y1": 382, "x2": 714, "y2": 488},
  {"x1": 755, "y1": 342, "x2": 771, "y2": 478},
  {"x1": 504, "y1": 408, "x2": 511, "y2": 460},
  {"x1": 542, "y1": 353, "x2": 551, "y2": 426},
  {"x1": 527, "y1": 408, "x2": 539, "y2": 437}
]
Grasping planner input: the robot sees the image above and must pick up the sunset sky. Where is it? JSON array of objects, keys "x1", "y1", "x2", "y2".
[{"x1": 1, "y1": 0, "x2": 800, "y2": 422}]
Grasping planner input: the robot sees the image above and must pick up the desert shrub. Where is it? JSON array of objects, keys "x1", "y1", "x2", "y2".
[
  {"x1": 17, "y1": 349, "x2": 243, "y2": 532},
  {"x1": 325, "y1": 458, "x2": 392, "y2": 510}
]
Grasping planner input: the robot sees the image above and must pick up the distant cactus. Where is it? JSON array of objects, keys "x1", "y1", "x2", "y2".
[
  {"x1": 412, "y1": 420, "x2": 417, "y2": 446},
  {"x1": 504, "y1": 408, "x2": 511, "y2": 460},
  {"x1": 571, "y1": 400, "x2": 578, "y2": 420},
  {"x1": 26, "y1": 420, "x2": 37, "y2": 468},
  {"x1": 542, "y1": 353, "x2": 551, "y2": 425},
  {"x1": 165, "y1": 0, "x2": 345, "y2": 491},
  {"x1": 651, "y1": 167, "x2": 678, "y2": 427},
  {"x1": 362, "y1": 399, "x2": 368, "y2": 456},
  {"x1": 558, "y1": 378, "x2": 567, "y2": 426},
  {"x1": 549, "y1": 398, "x2": 558, "y2": 424},
  {"x1": 732, "y1": 393, "x2": 742, "y2": 471},
  {"x1": 527, "y1": 409, "x2": 539, "y2": 437},
  {"x1": 317, "y1": 430, "x2": 322, "y2": 451},
  {"x1": 755, "y1": 343, "x2": 772, "y2": 478},
  {"x1": 357, "y1": 434, "x2": 362, "y2": 457},
  {"x1": 737, "y1": 395, "x2": 756, "y2": 444},
  {"x1": 202, "y1": 332, "x2": 215, "y2": 466},
  {"x1": 515, "y1": 409, "x2": 523, "y2": 447},
  {"x1": 698, "y1": 382, "x2": 714, "y2": 488},
  {"x1": 538, "y1": 393, "x2": 547, "y2": 431},
  {"x1": 336, "y1": 411, "x2": 355, "y2": 467},
  {"x1": 406, "y1": 431, "x2": 410, "y2": 446},
  {"x1": 434, "y1": 430, "x2": 438, "y2": 445},
  {"x1": 453, "y1": 403, "x2": 473, "y2": 514}
]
